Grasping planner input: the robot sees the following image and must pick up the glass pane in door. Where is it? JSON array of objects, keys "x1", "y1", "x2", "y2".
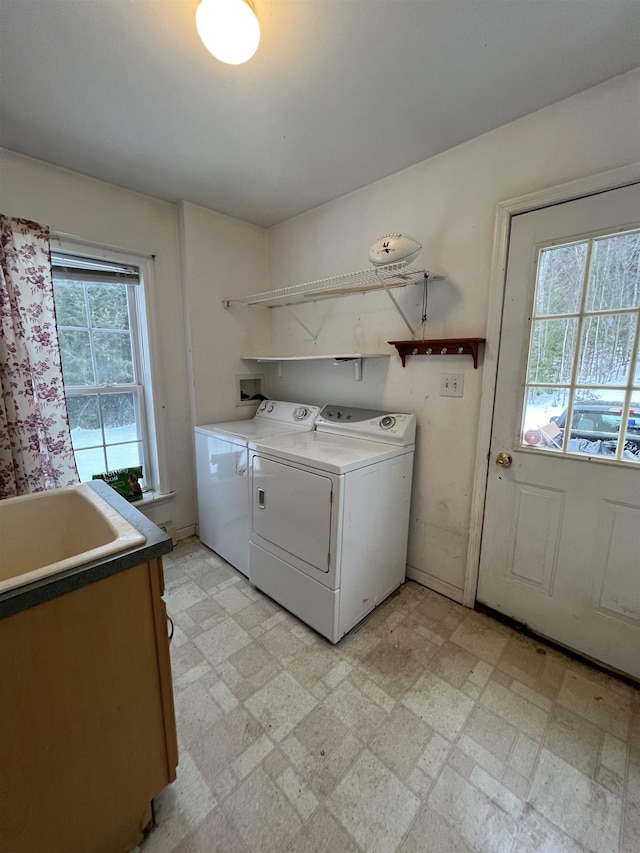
[
  {"x1": 587, "y1": 231, "x2": 640, "y2": 311},
  {"x1": 527, "y1": 318, "x2": 578, "y2": 385},
  {"x1": 577, "y1": 314, "x2": 637, "y2": 386},
  {"x1": 535, "y1": 242, "x2": 587, "y2": 315},
  {"x1": 520, "y1": 228, "x2": 640, "y2": 463}
]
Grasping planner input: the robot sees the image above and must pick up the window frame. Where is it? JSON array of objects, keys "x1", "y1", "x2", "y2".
[
  {"x1": 520, "y1": 224, "x2": 640, "y2": 464},
  {"x1": 51, "y1": 243, "x2": 164, "y2": 494}
]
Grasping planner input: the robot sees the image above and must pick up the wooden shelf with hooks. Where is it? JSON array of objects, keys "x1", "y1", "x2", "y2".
[{"x1": 389, "y1": 338, "x2": 486, "y2": 368}]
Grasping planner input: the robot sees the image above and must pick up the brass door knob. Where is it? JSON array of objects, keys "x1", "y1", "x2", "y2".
[{"x1": 495, "y1": 452, "x2": 512, "y2": 468}]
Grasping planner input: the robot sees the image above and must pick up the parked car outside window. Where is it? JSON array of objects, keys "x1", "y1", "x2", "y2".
[{"x1": 550, "y1": 402, "x2": 640, "y2": 457}]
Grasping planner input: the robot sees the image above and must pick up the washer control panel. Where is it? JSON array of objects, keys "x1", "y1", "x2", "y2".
[
  {"x1": 255, "y1": 401, "x2": 321, "y2": 426},
  {"x1": 317, "y1": 405, "x2": 416, "y2": 445}
]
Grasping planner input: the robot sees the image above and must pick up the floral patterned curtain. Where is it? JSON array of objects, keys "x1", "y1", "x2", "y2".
[{"x1": 0, "y1": 215, "x2": 79, "y2": 498}]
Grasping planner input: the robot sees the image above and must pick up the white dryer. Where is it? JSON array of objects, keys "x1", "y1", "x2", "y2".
[
  {"x1": 249, "y1": 405, "x2": 416, "y2": 642},
  {"x1": 195, "y1": 401, "x2": 321, "y2": 576}
]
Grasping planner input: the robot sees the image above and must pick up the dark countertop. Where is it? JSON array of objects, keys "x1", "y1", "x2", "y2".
[{"x1": 0, "y1": 480, "x2": 173, "y2": 621}]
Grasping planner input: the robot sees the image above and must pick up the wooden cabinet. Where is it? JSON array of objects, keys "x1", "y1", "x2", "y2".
[{"x1": 0, "y1": 558, "x2": 178, "y2": 853}]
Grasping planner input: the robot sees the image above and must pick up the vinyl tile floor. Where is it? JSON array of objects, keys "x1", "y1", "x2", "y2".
[{"x1": 137, "y1": 537, "x2": 639, "y2": 853}]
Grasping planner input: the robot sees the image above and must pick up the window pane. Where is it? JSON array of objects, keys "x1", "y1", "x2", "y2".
[
  {"x1": 586, "y1": 231, "x2": 640, "y2": 312},
  {"x1": 535, "y1": 243, "x2": 587, "y2": 316},
  {"x1": 577, "y1": 313, "x2": 636, "y2": 386},
  {"x1": 569, "y1": 390, "x2": 640, "y2": 462},
  {"x1": 521, "y1": 386, "x2": 567, "y2": 452},
  {"x1": 527, "y1": 318, "x2": 578, "y2": 384},
  {"x1": 106, "y1": 442, "x2": 143, "y2": 472},
  {"x1": 93, "y1": 331, "x2": 134, "y2": 384},
  {"x1": 88, "y1": 283, "x2": 129, "y2": 330},
  {"x1": 74, "y1": 447, "x2": 108, "y2": 482},
  {"x1": 53, "y1": 281, "x2": 87, "y2": 326},
  {"x1": 628, "y1": 401, "x2": 640, "y2": 443},
  {"x1": 100, "y1": 392, "x2": 140, "y2": 445},
  {"x1": 67, "y1": 395, "x2": 102, "y2": 449},
  {"x1": 59, "y1": 330, "x2": 95, "y2": 385}
]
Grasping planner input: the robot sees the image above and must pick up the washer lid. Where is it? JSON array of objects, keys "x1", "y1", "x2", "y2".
[
  {"x1": 195, "y1": 400, "x2": 321, "y2": 443},
  {"x1": 250, "y1": 430, "x2": 414, "y2": 474}
]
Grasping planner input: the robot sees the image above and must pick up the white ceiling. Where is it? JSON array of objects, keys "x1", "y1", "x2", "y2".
[{"x1": 1, "y1": 1, "x2": 639, "y2": 228}]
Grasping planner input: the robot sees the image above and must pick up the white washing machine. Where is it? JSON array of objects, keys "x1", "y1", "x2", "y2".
[
  {"x1": 195, "y1": 400, "x2": 321, "y2": 576},
  {"x1": 249, "y1": 404, "x2": 416, "y2": 642}
]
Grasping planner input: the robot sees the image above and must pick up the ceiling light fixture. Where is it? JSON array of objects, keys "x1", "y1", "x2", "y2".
[{"x1": 196, "y1": 0, "x2": 260, "y2": 65}]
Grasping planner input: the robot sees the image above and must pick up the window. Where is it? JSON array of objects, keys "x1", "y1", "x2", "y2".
[
  {"x1": 52, "y1": 251, "x2": 157, "y2": 489},
  {"x1": 520, "y1": 227, "x2": 640, "y2": 463}
]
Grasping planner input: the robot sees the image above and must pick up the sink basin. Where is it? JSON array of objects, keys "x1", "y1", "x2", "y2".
[{"x1": 0, "y1": 483, "x2": 146, "y2": 594}]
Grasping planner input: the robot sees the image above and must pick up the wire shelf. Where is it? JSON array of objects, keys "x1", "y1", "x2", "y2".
[{"x1": 223, "y1": 262, "x2": 437, "y2": 308}]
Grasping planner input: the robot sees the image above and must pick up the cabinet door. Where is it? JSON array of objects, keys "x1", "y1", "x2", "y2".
[
  {"x1": 252, "y1": 455, "x2": 333, "y2": 572},
  {"x1": 0, "y1": 561, "x2": 177, "y2": 853}
]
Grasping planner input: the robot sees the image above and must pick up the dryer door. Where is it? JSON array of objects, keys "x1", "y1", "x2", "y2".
[{"x1": 252, "y1": 455, "x2": 332, "y2": 572}]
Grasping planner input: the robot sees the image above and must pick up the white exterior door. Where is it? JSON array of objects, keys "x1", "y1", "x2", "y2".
[{"x1": 477, "y1": 183, "x2": 640, "y2": 679}]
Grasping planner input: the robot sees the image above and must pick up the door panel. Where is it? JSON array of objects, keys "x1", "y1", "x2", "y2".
[
  {"x1": 504, "y1": 482, "x2": 565, "y2": 594},
  {"x1": 251, "y1": 455, "x2": 333, "y2": 572},
  {"x1": 478, "y1": 182, "x2": 640, "y2": 679},
  {"x1": 590, "y1": 500, "x2": 640, "y2": 624}
]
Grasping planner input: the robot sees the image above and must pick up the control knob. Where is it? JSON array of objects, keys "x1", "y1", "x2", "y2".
[{"x1": 380, "y1": 416, "x2": 396, "y2": 429}]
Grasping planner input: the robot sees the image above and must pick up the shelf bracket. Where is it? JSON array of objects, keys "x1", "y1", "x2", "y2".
[
  {"x1": 376, "y1": 269, "x2": 422, "y2": 337},
  {"x1": 334, "y1": 357, "x2": 363, "y2": 380},
  {"x1": 279, "y1": 303, "x2": 319, "y2": 342}
]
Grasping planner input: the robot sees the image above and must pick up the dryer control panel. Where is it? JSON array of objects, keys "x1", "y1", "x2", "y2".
[{"x1": 316, "y1": 405, "x2": 416, "y2": 445}]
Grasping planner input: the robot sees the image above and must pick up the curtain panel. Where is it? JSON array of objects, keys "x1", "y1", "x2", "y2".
[{"x1": 0, "y1": 215, "x2": 79, "y2": 497}]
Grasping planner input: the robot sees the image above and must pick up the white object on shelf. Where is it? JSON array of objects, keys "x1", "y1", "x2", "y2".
[{"x1": 369, "y1": 234, "x2": 422, "y2": 266}]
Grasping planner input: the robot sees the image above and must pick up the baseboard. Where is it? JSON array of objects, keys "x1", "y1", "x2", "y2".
[
  {"x1": 406, "y1": 564, "x2": 465, "y2": 605},
  {"x1": 176, "y1": 524, "x2": 196, "y2": 542}
]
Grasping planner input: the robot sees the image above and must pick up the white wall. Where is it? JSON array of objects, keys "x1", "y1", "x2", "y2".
[
  {"x1": 177, "y1": 201, "x2": 270, "y2": 427},
  {"x1": 263, "y1": 69, "x2": 640, "y2": 600},
  {"x1": 0, "y1": 150, "x2": 195, "y2": 536}
]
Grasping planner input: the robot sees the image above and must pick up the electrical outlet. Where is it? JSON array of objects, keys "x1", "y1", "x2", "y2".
[{"x1": 440, "y1": 373, "x2": 464, "y2": 397}]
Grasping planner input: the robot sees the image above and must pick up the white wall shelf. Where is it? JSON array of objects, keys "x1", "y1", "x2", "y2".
[
  {"x1": 242, "y1": 354, "x2": 389, "y2": 361},
  {"x1": 224, "y1": 263, "x2": 436, "y2": 307},
  {"x1": 224, "y1": 262, "x2": 444, "y2": 338},
  {"x1": 241, "y1": 353, "x2": 390, "y2": 381}
]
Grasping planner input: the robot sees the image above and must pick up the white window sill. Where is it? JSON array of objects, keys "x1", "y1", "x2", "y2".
[{"x1": 136, "y1": 490, "x2": 176, "y2": 509}]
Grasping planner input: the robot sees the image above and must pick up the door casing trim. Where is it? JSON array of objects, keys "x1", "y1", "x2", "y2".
[{"x1": 463, "y1": 162, "x2": 640, "y2": 608}]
